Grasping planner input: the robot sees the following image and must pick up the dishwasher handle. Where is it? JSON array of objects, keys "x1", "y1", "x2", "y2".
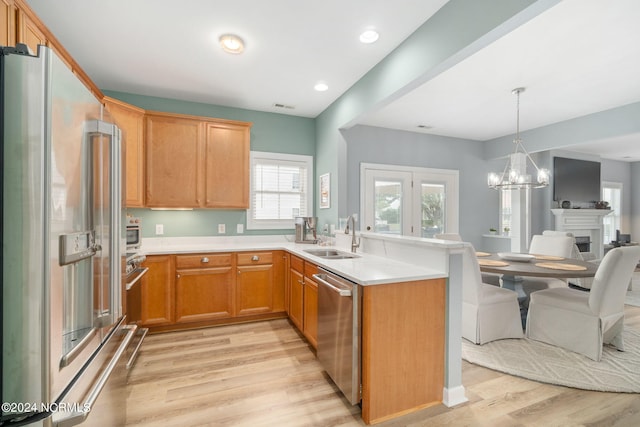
[{"x1": 313, "y1": 273, "x2": 352, "y2": 297}]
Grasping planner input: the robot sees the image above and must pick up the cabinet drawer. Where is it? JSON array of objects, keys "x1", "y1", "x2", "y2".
[
  {"x1": 237, "y1": 251, "x2": 273, "y2": 265},
  {"x1": 175, "y1": 253, "x2": 232, "y2": 269},
  {"x1": 304, "y1": 261, "x2": 319, "y2": 278},
  {"x1": 290, "y1": 255, "x2": 304, "y2": 273}
]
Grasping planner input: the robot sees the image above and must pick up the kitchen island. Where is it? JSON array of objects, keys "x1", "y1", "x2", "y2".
[{"x1": 134, "y1": 232, "x2": 468, "y2": 424}]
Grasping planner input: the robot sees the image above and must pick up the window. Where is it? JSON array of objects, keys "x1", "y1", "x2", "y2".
[
  {"x1": 602, "y1": 181, "x2": 622, "y2": 243},
  {"x1": 247, "y1": 151, "x2": 313, "y2": 230},
  {"x1": 499, "y1": 190, "x2": 512, "y2": 232}
]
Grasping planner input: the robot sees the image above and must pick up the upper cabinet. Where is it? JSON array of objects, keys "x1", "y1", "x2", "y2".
[
  {"x1": 1, "y1": 0, "x2": 16, "y2": 47},
  {"x1": 145, "y1": 111, "x2": 251, "y2": 209},
  {"x1": 104, "y1": 97, "x2": 146, "y2": 207},
  {"x1": 145, "y1": 112, "x2": 205, "y2": 208},
  {"x1": 204, "y1": 121, "x2": 250, "y2": 208},
  {"x1": 16, "y1": 5, "x2": 45, "y2": 55}
]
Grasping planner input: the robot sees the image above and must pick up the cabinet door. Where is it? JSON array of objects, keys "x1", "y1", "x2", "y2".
[
  {"x1": 16, "y1": 8, "x2": 45, "y2": 55},
  {"x1": 303, "y1": 275, "x2": 318, "y2": 349},
  {"x1": 141, "y1": 255, "x2": 174, "y2": 326},
  {"x1": 289, "y1": 268, "x2": 304, "y2": 331},
  {"x1": 1, "y1": 0, "x2": 15, "y2": 47},
  {"x1": 175, "y1": 267, "x2": 233, "y2": 323},
  {"x1": 145, "y1": 113, "x2": 204, "y2": 207},
  {"x1": 236, "y1": 264, "x2": 273, "y2": 316},
  {"x1": 203, "y1": 121, "x2": 250, "y2": 208},
  {"x1": 272, "y1": 251, "x2": 286, "y2": 312},
  {"x1": 104, "y1": 97, "x2": 145, "y2": 207}
]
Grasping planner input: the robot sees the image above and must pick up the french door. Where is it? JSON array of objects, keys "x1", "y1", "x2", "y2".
[{"x1": 361, "y1": 163, "x2": 459, "y2": 238}]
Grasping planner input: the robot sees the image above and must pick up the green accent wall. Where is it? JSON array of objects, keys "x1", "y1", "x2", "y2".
[{"x1": 103, "y1": 90, "x2": 315, "y2": 237}]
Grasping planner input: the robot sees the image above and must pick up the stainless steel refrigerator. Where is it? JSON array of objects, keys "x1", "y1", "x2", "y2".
[{"x1": 2, "y1": 44, "x2": 138, "y2": 426}]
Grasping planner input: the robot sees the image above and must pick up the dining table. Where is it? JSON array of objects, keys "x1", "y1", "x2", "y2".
[{"x1": 476, "y1": 251, "x2": 599, "y2": 327}]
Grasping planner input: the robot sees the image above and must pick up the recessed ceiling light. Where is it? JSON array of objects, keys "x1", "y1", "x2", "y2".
[
  {"x1": 359, "y1": 30, "x2": 379, "y2": 44},
  {"x1": 314, "y1": 82, "x2": 329, "y2": 92},
  {"x1": 219, "y1": 34, "x2": 244, "y2": 54}
]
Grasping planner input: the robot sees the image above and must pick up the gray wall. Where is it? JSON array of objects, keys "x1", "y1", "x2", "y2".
[{"x1": 342, "y1": 125, "x2": 497, "y2": 249}]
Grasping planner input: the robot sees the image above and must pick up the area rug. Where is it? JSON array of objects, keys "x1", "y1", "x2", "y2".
[{"x1": 461, "y1": 327, "x2": 640, "y2": 392}]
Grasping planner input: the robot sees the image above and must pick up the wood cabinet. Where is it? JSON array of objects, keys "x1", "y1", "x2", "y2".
[
  {"x1": 288, "y1": 255, "x2": 318, "y2": 348},
  {"x1": 145, "y1": 111, "x2": 251, "y2": 209},
  {"x1": 204, "y1": 121, "x2": 250, "y2": 208},
  {"x1": 138, "y1": 250, "x2": 286, "y2": 332},
  {"x1": 288, "y1": 255, "x2": 305, "y2": 331},
  {"x1": 302, "y1": 262, "x2": 319, "y2": 348},
  {"x1": 1, "y1": 0, "x2": 16, "y2": 47},
  {"x1": 175, "y1": 253, "x2": 234, "y2": 323},
  {"x1": 140, "y1": 255, "x2": 174, "y2": 327},
  {"x1": 15, "y1": 6, "x2": 45, "y2": 55},
  {"x1": 145, "y1": 112, "x2": 204, "y2": 208},
  {"x1": 272, "y1": 250, "x2": 287, "y2": 313},
  {"x1": 104, "y1": 97, "x2": 145, "y2": 207},
  {"x1": 361, "y1": 278, "x2": 446, "y2": 424},
  {"x1": 236, "y1": 251, "x2": 274, "y2": 316}
]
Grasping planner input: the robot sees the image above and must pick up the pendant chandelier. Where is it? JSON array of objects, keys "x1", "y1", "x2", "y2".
[{"x1": 487, "y1": 87, "x2": 550, "y2": 190}]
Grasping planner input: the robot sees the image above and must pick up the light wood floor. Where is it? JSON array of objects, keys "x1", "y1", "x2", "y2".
[{"x1": 126, "y1": 305, "x2": 640, "y2": 427}]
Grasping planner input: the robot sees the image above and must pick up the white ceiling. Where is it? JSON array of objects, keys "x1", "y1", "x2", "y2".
[{"x1": 27, "y1": 0, "x2": 640, "y2": 162}]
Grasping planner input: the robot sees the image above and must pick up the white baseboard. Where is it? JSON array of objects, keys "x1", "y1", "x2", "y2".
[{"x1": 442, "y1": 385, "x2": 468, "y2": 407}]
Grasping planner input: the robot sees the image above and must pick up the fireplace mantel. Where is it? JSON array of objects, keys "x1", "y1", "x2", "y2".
[{"x1": 551, "y1": 209, "x2": 612, "y2": 258}]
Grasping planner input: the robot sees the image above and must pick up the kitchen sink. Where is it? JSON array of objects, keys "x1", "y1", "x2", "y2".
[{"x1": 303, "y1": 249, "x2": 360, "y2": 259}]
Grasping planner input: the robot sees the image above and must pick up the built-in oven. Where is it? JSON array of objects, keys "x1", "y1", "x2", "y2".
[{"x1": 126, "y1": 216, "x2": 142, "y2": 251}]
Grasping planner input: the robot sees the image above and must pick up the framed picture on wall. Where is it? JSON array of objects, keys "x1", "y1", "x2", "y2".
[{"x1": 320, "y1": 173, "x2": 330, "y2": 209}]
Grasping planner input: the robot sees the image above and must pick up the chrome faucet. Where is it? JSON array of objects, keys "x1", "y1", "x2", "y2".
[{"x1": 344, "y1": 215, "x2": 360, "y2": 253}]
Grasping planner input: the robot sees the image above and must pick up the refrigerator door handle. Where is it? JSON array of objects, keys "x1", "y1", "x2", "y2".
[
  {"x1": 53, "y1": 324, "x2": 138, "y2": 427},
  {"x1": 126, "y1": 327, "x2": 149, "y2": 370}
]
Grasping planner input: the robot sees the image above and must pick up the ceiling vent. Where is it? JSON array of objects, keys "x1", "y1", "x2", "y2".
[{"x1": 273, "y1": 103, "x2": 295, "y2": 110}]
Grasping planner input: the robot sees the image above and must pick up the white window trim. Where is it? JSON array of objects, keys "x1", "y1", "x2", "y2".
[
  {"x1": 602, "y1": 181, "x2": 622, "y2": 242},
  {"x1": 247, "y1": 151, "x2": 313, "y2": 230}
]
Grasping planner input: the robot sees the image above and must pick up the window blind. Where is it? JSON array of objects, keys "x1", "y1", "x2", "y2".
[{"x1": 252, "y1": 158, "x2": 308, "y2": 221}]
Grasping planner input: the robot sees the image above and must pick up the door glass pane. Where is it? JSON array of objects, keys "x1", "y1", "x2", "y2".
[
  {"x1": 374, "y1": 180, "x2": 402, "y2": 234},
  {"x1": 421, "y1": 183, "x2": 445, "y2": 238}
]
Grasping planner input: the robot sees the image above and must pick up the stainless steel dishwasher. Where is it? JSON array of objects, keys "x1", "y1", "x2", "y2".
[{"x1": 314, "y1": 268, "x2": 361, "y2": 405}]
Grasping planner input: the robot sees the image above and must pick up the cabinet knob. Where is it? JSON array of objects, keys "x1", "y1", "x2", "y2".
[
  {"x1": 251, "y1": 255, "x2": 259, "y2": 261},
  {"x1": 201, "y1": 257, "x2": 209, "y2": 263},
  {"x1": 176, "y1": 274, "x2": 181, "y2": 279}
]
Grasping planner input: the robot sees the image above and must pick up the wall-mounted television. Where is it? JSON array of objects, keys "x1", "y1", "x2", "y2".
[{"x1": 553, "y1": 157, "x2": 601, "y2": 202}]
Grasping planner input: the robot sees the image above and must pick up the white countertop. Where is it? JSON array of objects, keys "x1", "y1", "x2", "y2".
[{"x1": 140, "y1": 235, "x2": 447, "y2": 285}]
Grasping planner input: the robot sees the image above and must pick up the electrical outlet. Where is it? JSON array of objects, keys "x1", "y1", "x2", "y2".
[
  {"x1": 218, "y1": 224, "x2": 226, "y2": 234},
  {"x1": 155, "y1": 224, "x2": 164, "y2": 235},
  {"x1": 237, "y1": 224, "x2": 244, "y2": 234}
]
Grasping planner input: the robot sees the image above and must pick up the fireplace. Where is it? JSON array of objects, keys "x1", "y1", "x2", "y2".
[
  {"x1": 551, "y1": 209, "x2": 613, "y2": 259},
  {"x1": 575, "y1": 236, "x2": 591, "y2": 253}
]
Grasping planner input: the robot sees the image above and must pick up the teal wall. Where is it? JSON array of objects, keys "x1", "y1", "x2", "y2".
[{"x1": 103, "y1": 90, "x2": 315, "y2": 237}]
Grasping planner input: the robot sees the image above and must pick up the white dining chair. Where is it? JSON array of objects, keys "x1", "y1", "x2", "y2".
[
  {"x1": 435, "y1": 233, "x2": 501, "y2": 286},
  {"x1": 461, "y1": 244, "x2": 523, "y2": 344},
  {"x1": 542, "y1": 230, "x2": 599, "y2": 289},
  {"x1": 519, "y1": 234, "x2": 576, "y2": 294},
  {"x1": 526, "y1": 245, "x2": 640, "y2": 361}
]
